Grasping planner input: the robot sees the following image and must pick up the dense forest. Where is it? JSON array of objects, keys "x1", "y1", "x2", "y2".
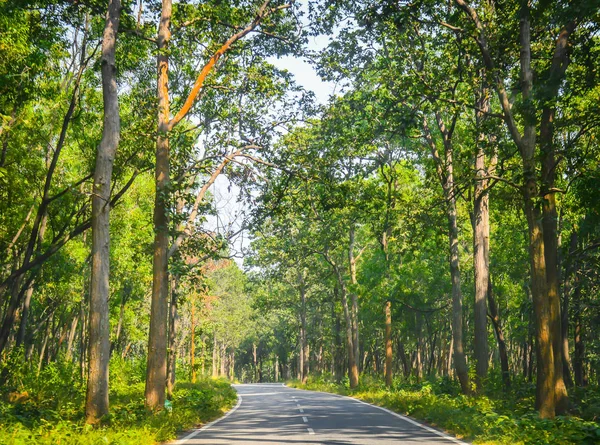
[{"x1": 1, "y1": 0, "x2": 599, "y2": 443}]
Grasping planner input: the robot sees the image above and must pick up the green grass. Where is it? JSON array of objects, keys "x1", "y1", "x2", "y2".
[
  {"x1": 0, "y1": 354, "x2": 237, "y2": 445},
  {"x1": 287, "y1": 374, "x2": 600, "y2": 445}
]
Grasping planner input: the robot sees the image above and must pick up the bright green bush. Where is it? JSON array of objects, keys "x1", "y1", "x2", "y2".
[
  {"x1": 289, "y1": 376, "x2": 600, "y2": 445},
  {"x1": 0, "y1": 355, "x2": 237, "y2": 445}
]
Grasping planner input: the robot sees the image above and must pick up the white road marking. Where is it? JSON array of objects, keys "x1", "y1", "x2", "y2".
[
  {"x1": 239, "y1": 392, "x2": 279, "y2": 396},
  {"x1": 307, "y1": 427, "x2": 315, "y2": 435},
  {"x1": 286, "y1": 386, "x2": 469, "y2": 445},
  {"x1": 302, "y1": 416, "x2": 308, "y2": 423},
  {"x1": 172, "y1": 395, "x2": 243, "y2": 444},
  {"x1": 298, "y1": 407, "x2": 304, "y2": 413}
]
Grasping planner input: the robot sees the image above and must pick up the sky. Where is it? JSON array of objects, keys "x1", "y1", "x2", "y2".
[{"x1": 205, "y1": 28, "x2": 337, "y2": 267}]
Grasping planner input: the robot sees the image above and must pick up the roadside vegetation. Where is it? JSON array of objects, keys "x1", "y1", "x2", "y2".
[
  {"x1": 289, "y1": 376, "x2": 600, "y2": 445},
  {"x1": 0, "y1": 356, "x2": 237, "y2": 445}
]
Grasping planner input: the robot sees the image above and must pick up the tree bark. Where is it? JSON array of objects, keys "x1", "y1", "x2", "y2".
[
  {"x1": 167, "y1": 275, "x2": 179, "y2": 399},
  {"x1": 473, "y1": 89, "x2": 490, "y2": 391},
  {"x1": 212, "y1": 335, "x2": 218, "y2": 378},
  {"x1": 487, "y1": 279, "x2": 510, "y2": 388},
  {"x1": 145, "y1": 0, "x2": 172, "y2": 411},
  {"x1": 190, "y1": 301, "x2": 196, "y2": 383},
  {"x1": 86, "y1": 0, "x2": 120, "y2": 423},
  {"x1": 384, "y1": 300, "x2": 393, "y2": 386},
  {"x1": 423, "y1": 114, "x2": 470, "y2": 394},
  {"x1": 561, "y1": 232, "x2": 578, "y2": 387},
  {"x1": 299, "y1": 273, "x2": 308, "y2": 384},
  {"x1": 65, "y1": 312, "x2": 79, "y2": 362},
  {"x1": 572, "y1": 256, "x2": 584, "y2": 386},
  {"x1": 348, "y1": 227, "x2": 360, "y2": 371},
  {"x1": 332, "y1": 265, "x2": 359, "y2": 388}
]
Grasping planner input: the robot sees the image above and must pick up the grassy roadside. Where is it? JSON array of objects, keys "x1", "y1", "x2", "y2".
[
  {"x1": 0, "y1": 357, "x2": 237, "y2": 445},
  {"x1": 287, "y1": 376, "x2": 600, "y2": 445}
]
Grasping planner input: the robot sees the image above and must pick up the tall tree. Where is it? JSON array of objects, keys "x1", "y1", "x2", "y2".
[{"x1": 86, "y1": 0, "x2": 121, "y2": 423}]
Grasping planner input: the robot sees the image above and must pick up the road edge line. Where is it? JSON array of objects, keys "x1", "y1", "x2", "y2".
[
  {"x1": 286, "y1": 385, "x2": 469, "y2": 445},
  {"x1": 171, "y1": 394, "x2": 243, "y2": 444}
]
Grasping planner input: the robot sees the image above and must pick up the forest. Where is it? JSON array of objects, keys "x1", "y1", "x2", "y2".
[{"x1": 0, "y1": 0, "x2": 599, "y2": 443}]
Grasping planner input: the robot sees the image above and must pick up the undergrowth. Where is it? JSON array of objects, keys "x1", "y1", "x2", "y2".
[
  {"x1": 0, "y1": 351, "x2": 237, "y2": 444},
  {"x1": 288, "y1": 373, "x2": 600, "y2": 445}
]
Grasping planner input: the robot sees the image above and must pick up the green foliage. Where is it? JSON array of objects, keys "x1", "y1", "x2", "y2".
[
  {"x1": 291, "y1": 377, "x2": 600, "y2": 445},
  {"x1": 0, "y1": 356, "x2": 237, "y2": 445}
]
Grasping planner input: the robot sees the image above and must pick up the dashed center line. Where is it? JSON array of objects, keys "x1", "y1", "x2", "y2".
[
  {"x1": 298, "y1": 407, "x2": 304, "y2": 413},
  {"x1": 302, "y1": 416, "x2": 308, "y2": 423},
  {"x1": 307, "y1": 427, "x2": 315, "y2": 435}
]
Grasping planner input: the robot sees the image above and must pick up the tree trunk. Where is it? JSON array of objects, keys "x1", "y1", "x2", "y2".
[
  {"x1": 37, "y1": 315, "x2": 52, "y2": 375},
  {"x1": 561, "y1": 232, "x2": 578, "y2": 388},
  {"x1": 145, "y1": 0, "x2": 172, "y2": 411},
  {"x1": 110, "y1": 287, "x2": 128, "y2": 355},
  {"x1": 167, "y1": 276, "x2": 179, "y2": 400},
  {"x1": 15, "y1": 283, "x2": 34, "y2": 348},
  {"x1": 335, "y1": 267, "x2": 358, "y2": 388},
  {"x1": 299, "y1": 275, "x2": 308, "y2": 384},
  {"x1": 212, "y1": 335, "x2": 218, "y2": 378},
  {"x1": 573, "y1": 262, "x2": 584, "y2": 386},
  {"x1": 86, "y1": 0, "x2": 120, "y2": 423},
  {"x1": 384, "y1": 300, "x2": 393, "y2": 386},
  {"x1": 487, "y1": 279, "x2": 510, "y2": 388},
  {"x1": 190, "y1": 302, "x2": 196, "y2": 383},
  {"x1": 423, "y1": 114, "x2": 470, "y2": 394},
  {"x1": 332, "y1": 297, "x2": 343, "y2": 382},
  {"x1": 253, "y1": 342, "x2": 258, "y2": 382},
  {"x1": 65, "y1": 313, "x2": 79, "y2": 362},
  {"x1": 473, "y1": 91, "x2": 490, "y2": 391},
  {"x1": 398, "y1": 339, "x2": 410, "y2": 378},
  {"x1": 348, "y1": 227, "x2": 360, "y2": 372}
]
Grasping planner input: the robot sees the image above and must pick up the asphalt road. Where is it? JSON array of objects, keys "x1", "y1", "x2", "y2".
[{"x1": 173, "y1": 383, "x2": 468, "y2": 445}]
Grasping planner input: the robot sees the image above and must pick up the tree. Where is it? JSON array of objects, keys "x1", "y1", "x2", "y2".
[{"x1": 86, "y1": 0, "x2": 121, "y2": 423}]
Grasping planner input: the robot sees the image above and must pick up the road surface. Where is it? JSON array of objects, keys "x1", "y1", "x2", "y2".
[{"x1": 173, "y1": 383, "x2": 468, "y2": 445}]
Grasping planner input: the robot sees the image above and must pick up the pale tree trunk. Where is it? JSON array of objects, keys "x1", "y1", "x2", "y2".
[
  {"x1": 145, "y1": 0, "x2": 172, "y2": 411},
  {"x1": 335, "y1": 266, "x2": 358, "y2": 388},
  {"x1": 253, "y1": 342, "x2": 258, "y2": 382},
  {"x1": 212, "y1": 335, "x2": 218, "y2": 378},
  {"x1": 299, "y1": 273, "x2": 308, "y2": 384},
  {"x1": 220, "y1": 343, "x2": 226, "y2": 377},
  {"x1": 446, "y1": 162, "x2": 470, "y2": 394},
  {"x1": 423, "y1": 114, "x2": 470, "y2": 394},
  {"x1": 190, "y1": 301, "x2": 196, "y2": 383},
  {"x1": 472, "y1": 87, "x2": 491, "y2": 391},
  {"x1": 65, "y1": 313, "x2": 79, "y2": 362},
  {"x1": 37, "y1": 315, "x2": 52, "y2": 375},
  {"x1": 384, "y1": 300, "x2": 393, "y2": 386},
  {"x1": 487, "y1": 279, "x2": 510, "y2": 388},
  {"x1": 86, "y1": 0, "x2": 120, "y2": 423},
  {"x1": 573, "y1": 270, "x2": 584, "y2": 386},
  {"x1": 348, "y1": 227, "x2": 360, "y2": 371},
  {"x1": 110, "y1": 285, "x2": 129, "y2": 355},
  {"x1": 398, "y1": 339, "x2": 410, "y2": 378},
  {"x1": 167, "y1": 275, "x2": 179, "y2": 399}
]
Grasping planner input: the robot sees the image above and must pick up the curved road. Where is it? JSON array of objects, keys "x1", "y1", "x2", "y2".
[{"x1": 173, "y1": 383, "x2": 468, "y2": 445}]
